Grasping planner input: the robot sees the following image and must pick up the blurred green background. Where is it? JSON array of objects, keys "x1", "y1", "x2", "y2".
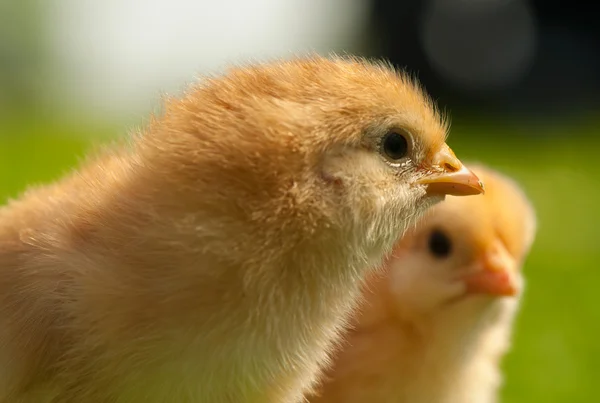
[{"x1": 1, "y1": 0, "x2": 598, "y2": 402}]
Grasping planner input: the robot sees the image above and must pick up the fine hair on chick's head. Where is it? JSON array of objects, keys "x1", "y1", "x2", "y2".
[{"x1": 132, "y1": 55, "x2": 450, "y2": 272}]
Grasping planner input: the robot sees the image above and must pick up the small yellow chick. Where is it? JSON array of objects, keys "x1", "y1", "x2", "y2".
[
  {"x1": 310, "y1": 164, "x2": 536, "y2": 403},
  {"x1": 0, "y1": 56, "x2": 483, "y2": 403}
]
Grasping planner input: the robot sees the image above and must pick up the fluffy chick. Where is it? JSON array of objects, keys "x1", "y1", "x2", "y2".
[
  {"x1": 0, "y1": 56, "x2": 483, "y2": 403},
  {"x1": 311, "y1": 164, "x2": 536, "y2": 403}
]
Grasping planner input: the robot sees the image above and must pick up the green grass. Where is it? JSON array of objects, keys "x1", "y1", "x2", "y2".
[{"x1": 0, "y1": 117, "x2": 597, "y2": 402}]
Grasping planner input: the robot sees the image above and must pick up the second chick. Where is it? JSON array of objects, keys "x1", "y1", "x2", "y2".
[{"x1": 310, "y1": 164, "x2": 537, "y2": 403}]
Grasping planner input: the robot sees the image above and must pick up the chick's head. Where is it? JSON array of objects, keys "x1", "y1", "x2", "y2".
[
  {"x1": 377, "y1": 164, "x2": 537, "y2": 318},
  {"x1": 140, "y1": 56, "x2": 483, "y2": 266}
]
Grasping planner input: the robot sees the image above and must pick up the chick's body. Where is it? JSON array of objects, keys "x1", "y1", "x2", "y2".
[
  {"x1": 0, "y1": 57, "x2": 481, "y2": 402},
  {"x1": 311, "y1": 164, "x2": 537, "y2": 403}
]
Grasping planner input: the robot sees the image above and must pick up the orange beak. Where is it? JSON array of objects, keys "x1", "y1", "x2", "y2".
[
  {"x1": 415, "y1": 144, "x2": 485, "y2": 196},
  {"x1": 461, "y1": 239, "x2": 519, "y2": 297}
]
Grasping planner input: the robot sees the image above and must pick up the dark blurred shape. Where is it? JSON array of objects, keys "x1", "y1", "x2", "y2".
[
  {"x1": 368, "y1": 0, "x2": 600, "y2": 118},
  {"x1": 421, "y1": 0, "x2": 536, "y2": 93}
]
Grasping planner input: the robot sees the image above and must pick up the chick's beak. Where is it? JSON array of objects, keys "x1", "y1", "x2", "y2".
[
  {"x1": 416, "y1": 144, "x2": 485, "y2": 196},
  {"x1": 461, "y1": 240, "x2": 519, "y2": 297}
]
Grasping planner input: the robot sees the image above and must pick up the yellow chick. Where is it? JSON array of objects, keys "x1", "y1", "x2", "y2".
[
  {"x1": 0, "y1": 56, "x2": 483, "y2": 403},
  {"x1": 310, "y1": 164, "x2": 536, "y2": 403}
]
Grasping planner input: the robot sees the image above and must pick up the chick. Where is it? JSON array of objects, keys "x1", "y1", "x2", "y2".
[
  {"x1": 310, "y1": 164, "x2": 536, "y2": 403},
  {"x1": 0, "y1": 56, "x2": 483, "y2": 403}
]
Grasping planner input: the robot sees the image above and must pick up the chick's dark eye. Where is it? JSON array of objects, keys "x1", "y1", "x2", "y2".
[
  {"x1": 428, "y1": 229, "x2": 452, "y2": 258},
  {"x1": 381, "y1": 131, "x2": 408, "y2": 161}
]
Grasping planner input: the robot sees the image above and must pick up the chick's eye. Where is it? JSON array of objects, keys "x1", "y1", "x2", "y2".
[
  {"x1": 381, "y1": 131, "x2": 409, "y2": 161},
  {"x1": 428, "y1": 229, "x2": 452, "y2": 258}
]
